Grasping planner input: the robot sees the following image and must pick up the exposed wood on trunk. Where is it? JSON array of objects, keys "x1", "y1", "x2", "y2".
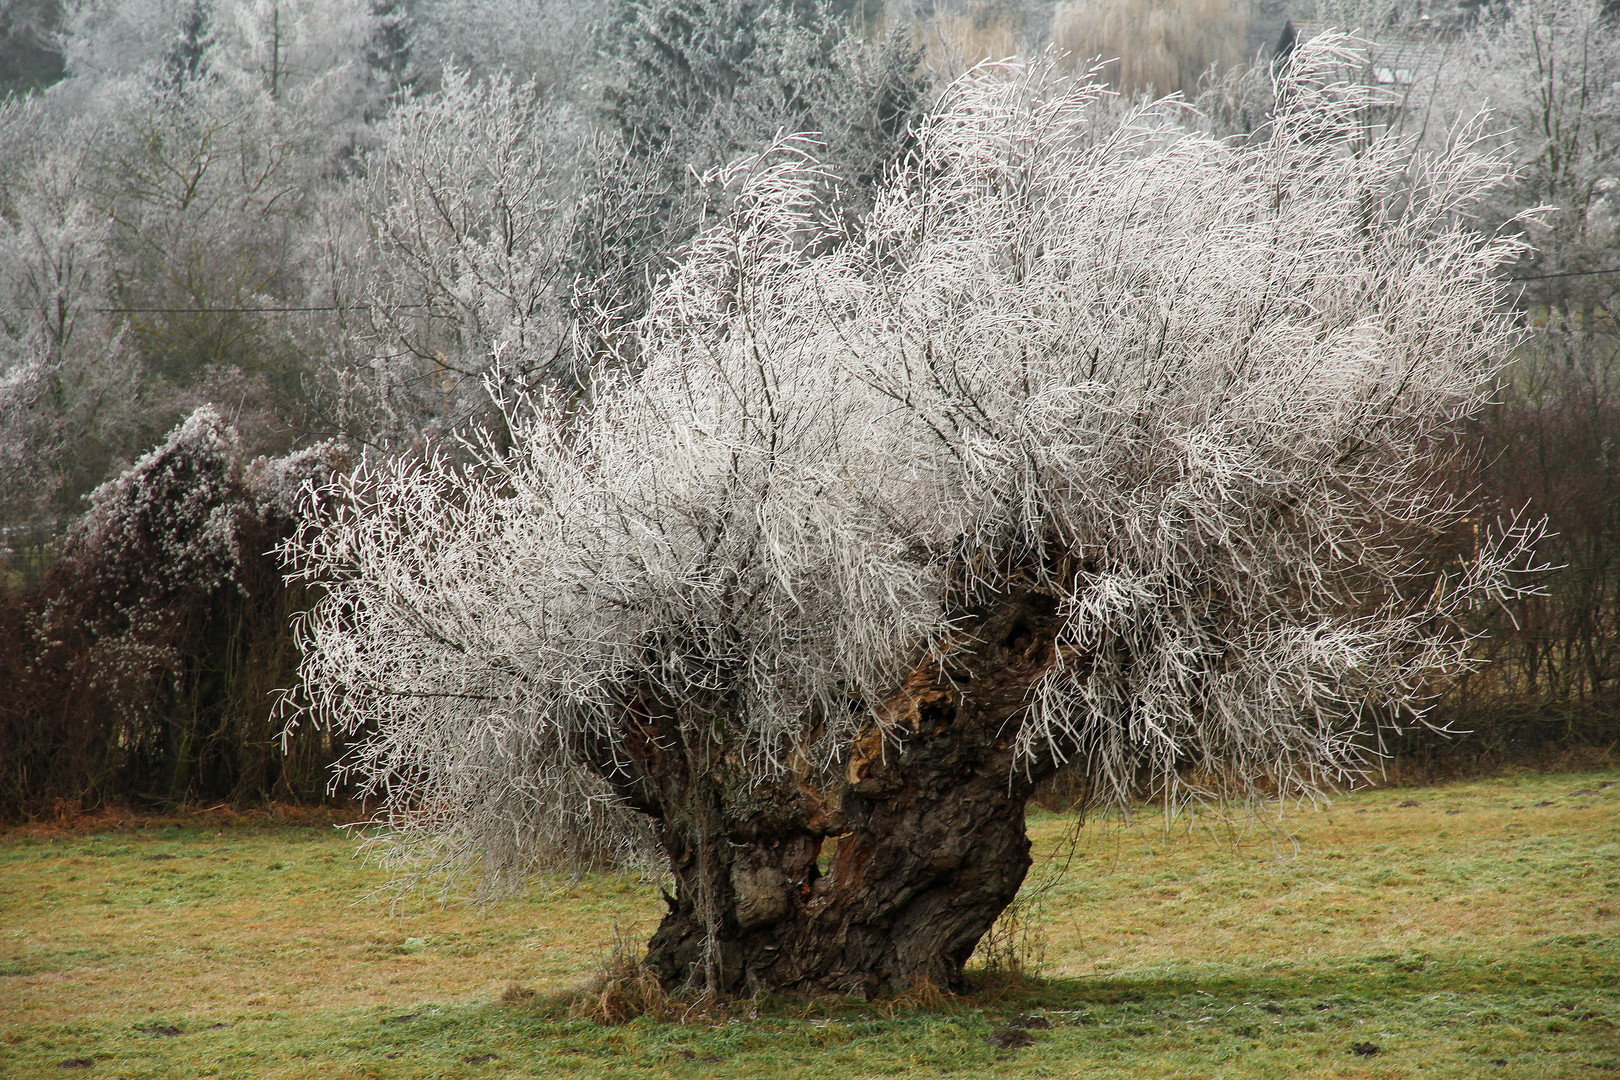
[{"x1": 587, "y1": 586, "x2": 1067, "y2": 995}]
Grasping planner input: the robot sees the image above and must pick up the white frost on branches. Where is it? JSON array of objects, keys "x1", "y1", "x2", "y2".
[
  {"x1": 325, "y1": 68, "x2": 582, "y2": 445},
  {"x1": 287, "y1": 40, "x2": 1543, "y2": 889},
  {"x1": 68, "y1": 405, "x2": 247, "y2": 597},
  {"x1": 0, "y1": 121, "x2": 140, "y2": 523}
]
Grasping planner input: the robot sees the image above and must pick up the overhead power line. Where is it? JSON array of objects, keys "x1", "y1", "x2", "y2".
[
  {"x1": 93, "y1": 303, "x2": 442, "y2": 314},
  {"x1": 1509, "y1": 267, "x2": 1620, "y2": 282}
]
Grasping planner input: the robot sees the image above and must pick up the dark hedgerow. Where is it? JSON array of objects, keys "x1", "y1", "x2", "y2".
[{"x1": 0, "y1": 406, "x2": 350, "y2": 819}]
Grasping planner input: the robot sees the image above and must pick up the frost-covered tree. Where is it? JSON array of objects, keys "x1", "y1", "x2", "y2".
[
  {"x1": 293, "y1": 42, "x2": 1538, "y2": 997},
  {"x1": 95, "y1": 84, "x2": 315, "y2": 382},
  {"x1": 1436, "y1": 0, "x2": 1618, "y2": 337},
  {"x1": 315, "y1": 69, "x2": 584, "y2": 445},
  {"x1": 5, "y1": 0, "x2": 404, "y2": 474},
  {"x1": 608, "y1": 0, "x2": 924, "y2": 182},
  {"x1": 208, "y1": 0, "x2": 393, "y2": 146},
  {"x1": 0, "y1": 404, "x2": 348, "y2": 811},
  {"x1": 56, "y1": 0, "x2": 393, "y2": 133},
  {"x1": 1413, "y1": 0, "x2": 1620, "y2": 745},
  {"x1": 0, "y1": 104, "x2": 143, "y2": 524},
  {"x1": 405, "y1": 0, "x2": 607, "y2": 95},
  {"x1": 581, "y1": 0, "x2": 927, "y2": 384}
]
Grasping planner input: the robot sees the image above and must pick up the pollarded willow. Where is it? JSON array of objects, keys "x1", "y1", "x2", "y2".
[{"x1": 287, "y1": 39, "x2": 1541, "y2": 996}]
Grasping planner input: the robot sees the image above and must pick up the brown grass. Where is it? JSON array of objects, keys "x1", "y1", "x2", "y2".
[
  {"x1": 918, "y1": 7, "x2": 1030, "y2": 78},
  {"x1": 1019, "y1": 773, "x2": 1619, "y2": 983},
  {"x1": 889, "y1": 974, "x2": 955, "y2": 1012},
  {"x1": 0, "y1": 800, "x2": 370, "y2": 839},
  {"x1": 497, "y1": 981, "x2": 536, "y2": 1005},
  {"x1": 1050, "y1": 0, "x2": 1248, "y2": 97},
  {"x1": 0, "y1": 825, "x2": 662, "y2": 1030},
  {"x1": 566, "y1": 930, "x2": 676, "y2": 1024}
]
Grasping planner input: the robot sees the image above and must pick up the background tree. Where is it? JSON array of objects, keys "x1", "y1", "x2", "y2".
[
  {"x1": 311, "y1": 68, "x2": 585, "y2": 448},
  {"x1": 1437, "y1": 0, "x2": 1617, "y2": 320},
  {"x1": 0, "y1": 0, "x2": 396, "y2": 816},
  {"x1": 0, "y1": 116, "x2": 142, "y2": 531},
  {"x1": 609, "y1": 0, "x2": 928, "y2": 188},
  {"x1": 586, "y1": 0, "x2": 928, "y2": 344},
  {"x1": 1410, "y1": 0, "x2": 1620, "y2": 764},
  {"x1": 405, "y1": 0, "x2": 606, "y2": 96},
  {"x1": 287, "y1": 43, "x2": 1538, "y2": 997},
  {"x1": 1, "y1": 0, "x2": 406, "y2": 494}
]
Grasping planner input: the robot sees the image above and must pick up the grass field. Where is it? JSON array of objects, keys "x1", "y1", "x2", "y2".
[{"x1": 2, "y1": 770, "x2": 1616, "y2": 1078}]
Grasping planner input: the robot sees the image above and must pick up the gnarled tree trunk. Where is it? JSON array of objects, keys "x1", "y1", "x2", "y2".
[{"x1": 590, "y1": 587, "x2": 1066, "y2": 996}]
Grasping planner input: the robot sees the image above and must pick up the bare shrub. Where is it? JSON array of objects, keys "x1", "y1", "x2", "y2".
[
  {"x1": 1416, "y1": 340, "x2": 1620, "y2": 769},
  {"x1": 888, "y1": 974, "x2": 955, "y2": 1011},
  {"x1": 499, "y1": 981, "x2": 538, "y2": 1006}
]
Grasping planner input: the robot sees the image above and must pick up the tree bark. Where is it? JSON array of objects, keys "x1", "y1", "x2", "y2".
[{"x1": 590, "y1": 586, "x2": 1066, "y2": 996}]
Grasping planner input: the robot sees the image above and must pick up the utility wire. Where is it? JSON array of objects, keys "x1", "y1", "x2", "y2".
[
  {"x1": 1509, "y1": 267, "x2": 1620, "y2": 282},
  {"x1": 93, "y1": 303, "x2": 442, "y2": 314}
]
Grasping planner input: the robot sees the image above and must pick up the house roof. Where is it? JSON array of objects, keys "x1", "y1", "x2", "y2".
[{"x1": 1278, "y1": 18, "x2": 1461, "y2": 88}]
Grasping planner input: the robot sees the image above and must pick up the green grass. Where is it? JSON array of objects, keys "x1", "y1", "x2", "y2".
[{"x1": 2, "y1": 771, "x2": 1617, "y2": 1078}]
